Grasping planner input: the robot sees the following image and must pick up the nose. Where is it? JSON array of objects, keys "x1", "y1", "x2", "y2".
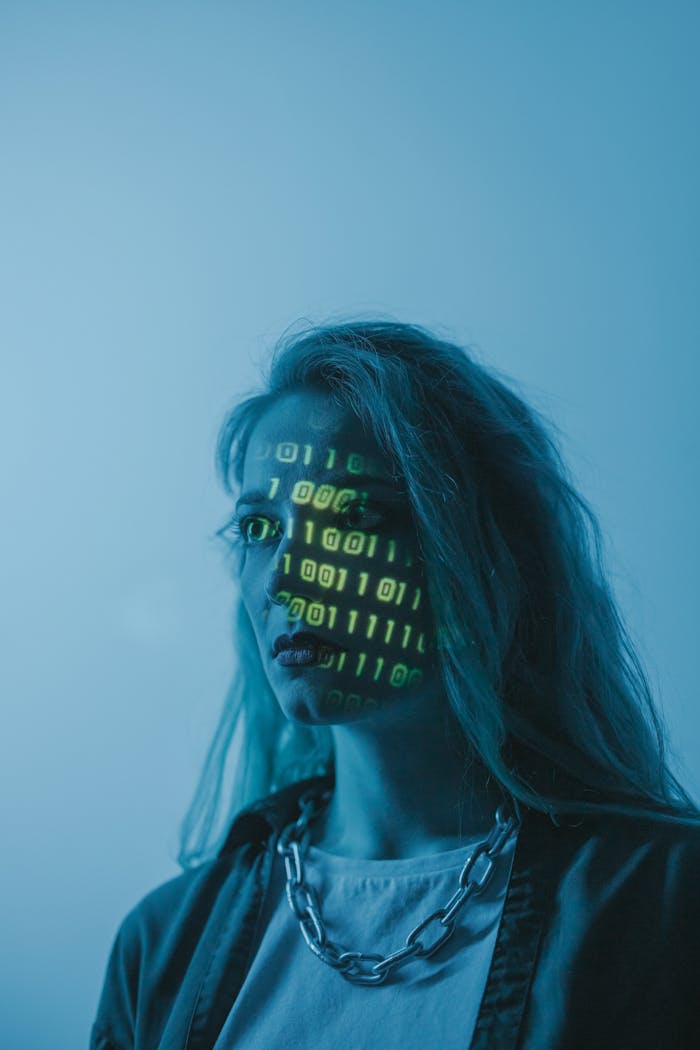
[
  {"x1": 264, "y1": 559, "x2": 325, "y2": 611},
  {"x1": 263, "y1": 509, "x2": 330, "y2": 611},
  {"x1": 264, "y1": 574, "x2": 290, "y2": 606}
]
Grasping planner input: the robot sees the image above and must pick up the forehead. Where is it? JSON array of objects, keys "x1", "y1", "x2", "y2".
[{"x1": 243, "y1": 391, "x2": 393, "y2": 482}]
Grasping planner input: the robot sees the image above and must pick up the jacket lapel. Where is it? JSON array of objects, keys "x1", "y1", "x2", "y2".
[{"x1": 470, "y1": 807, "x2": 562, "y2": 1050}]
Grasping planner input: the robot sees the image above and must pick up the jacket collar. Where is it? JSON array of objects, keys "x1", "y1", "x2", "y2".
[{"x1": 217, "y1": 772, "x2": 337, "y2": 855}]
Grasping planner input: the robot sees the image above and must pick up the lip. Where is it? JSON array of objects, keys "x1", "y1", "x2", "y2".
[
  {"x1": 275, "y1": 646, "x2": 341, "y2": 668},
  {"x1": 272, "y1": 631, "x2": 347, "y2": 657}
]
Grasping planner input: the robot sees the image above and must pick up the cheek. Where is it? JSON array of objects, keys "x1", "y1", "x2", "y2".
[
  {"x1": 236, "y1": 537, "x2": 434, "y2": 645},
  {"x1": 237, "y1": 555, "x2": 266, "y2": 616}
]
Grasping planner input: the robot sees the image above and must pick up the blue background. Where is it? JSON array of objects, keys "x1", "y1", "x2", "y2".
[{"x1": 2, "y1": 2, "x2": 698, "y2": 1046}]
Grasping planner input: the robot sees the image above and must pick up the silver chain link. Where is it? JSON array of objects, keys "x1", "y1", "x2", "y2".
[{"x1": 275, "y1": 787, "x2": 520, "y2": 985}]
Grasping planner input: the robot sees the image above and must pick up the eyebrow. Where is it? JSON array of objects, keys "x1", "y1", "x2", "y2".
[{"x1": 235, "y1": 472, "x2": 402, "y2": 509}]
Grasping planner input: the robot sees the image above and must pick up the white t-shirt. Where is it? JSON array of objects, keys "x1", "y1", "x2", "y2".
[{"x1": 214, "y1": 824, "x2": 518, "y2": 1049}]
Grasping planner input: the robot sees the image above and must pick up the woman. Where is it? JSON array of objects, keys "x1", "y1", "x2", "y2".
[{"x1": 92, "y1": 321, "x2": 700, "y2": 1050}]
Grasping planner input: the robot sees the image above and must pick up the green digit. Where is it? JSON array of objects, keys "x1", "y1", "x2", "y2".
[
  {"x1": 319, "y1": 563, "x2": 336, "y2": 588},
  {"x1": 301, "y1": 558, "x2": 316, "y2": 581},
  {"x1": 292, "y1": 480, "x2": 313, "y2": 504},
  {"x1": 313, "y1": 484, "x2": 335, "y2": 510},
  {"x1": 288, "y1": 597, "x2": 306, "y2": 622},
  {"x1": 377, "y1": 577, "x2": 397, "y2": 602},
  {"x1": 389, "y1": 663, "x2": 409, "y2": 687},
  {"x1": 343, "y1": 531, "x2": 366, "y2": 555},
  {"x1": 322, "y1": 527, "x2": 340, "y2": 551},
  {"x1": 277, "y1": 442, "x2": 298, "y2": 463}
]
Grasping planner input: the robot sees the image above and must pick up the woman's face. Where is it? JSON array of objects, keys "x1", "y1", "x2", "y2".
[{"x1": 233, "y1": 390, "x2": 442, "y2": 726}]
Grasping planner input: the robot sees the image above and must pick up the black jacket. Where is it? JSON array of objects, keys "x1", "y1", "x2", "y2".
[{"x1": 91, "y1": 774, "x2": 700, "y2": 1049}]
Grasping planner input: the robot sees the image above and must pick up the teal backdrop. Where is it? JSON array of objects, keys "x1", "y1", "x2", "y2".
[{"x1": 1, "y1": 2, "x2": 698, "y2": 1046}]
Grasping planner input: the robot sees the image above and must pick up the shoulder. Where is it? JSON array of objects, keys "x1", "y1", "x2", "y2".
[
  {"x1": 530, "y1": 802, "x2": 700, "y2": 848},
  {"x1": 115, "y1": 856, "x2": 228, "y2": 948},
  {"x1": 603, "y1": 810, "x2": 700, "y2": 883},
  {"x1": 91, "y1": 858, "x2": 232, "y2": 1047},
  {"x1": 113, "y1": 818, "x2": 280, "y2": 968},
  {"x1": 577, "y1": 809, "x2": 700, "y2": 857},
  {"x1": 91, "y1": 845, "x2": 263, "y2": 1050},
  {"x1": 91, "y1": 775, "x2": 330, "y2": 1049},
  {"x1": 519, "y1": 811, "x2": 700, "y2": 1048},
  {"x1": 520, "y1": 805, "x2": 700, "y2": 909},
  {"x1": 116, "y1": 778, "x2": 311, "y2": 941},
  {"x1": 539, "y1": 808, "x2": 700, "y2": 919},
  {"x1": 107, "y1": 776, "x2": 317, "y2": 953},
  {"x1": 525, "y1": 808, "x2": 700, "y2": 976}
]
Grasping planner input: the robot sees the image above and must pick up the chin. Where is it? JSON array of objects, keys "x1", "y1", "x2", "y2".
[
  {"x1": 279, "y1": 698, "x2": 319, "y2": 725},
  {"x1": 282, "y1": 692, "x2": 382, "y2": 728}
]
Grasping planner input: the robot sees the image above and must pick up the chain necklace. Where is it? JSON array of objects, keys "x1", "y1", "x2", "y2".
[{"x1": 275, "y1": 787, "x2": 521, "y2": 985}]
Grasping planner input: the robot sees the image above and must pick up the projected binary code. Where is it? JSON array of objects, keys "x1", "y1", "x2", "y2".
[{"x1": 226, "y1": 438, "x2": 431, "y2": 715}]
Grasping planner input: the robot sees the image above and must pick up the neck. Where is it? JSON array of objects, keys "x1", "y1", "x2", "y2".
[{"x1": 308, "y1": 690, "x2": 506, "y2": 860}]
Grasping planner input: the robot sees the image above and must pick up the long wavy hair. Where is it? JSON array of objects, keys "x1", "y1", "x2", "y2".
[{"x1": 179, "y1": 320, "x2": 700, "y2": 867}]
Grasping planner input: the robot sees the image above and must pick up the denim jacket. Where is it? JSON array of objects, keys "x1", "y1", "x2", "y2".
[{"x1": 91, "y1": 774, "x2": 700, "y2": 1050}]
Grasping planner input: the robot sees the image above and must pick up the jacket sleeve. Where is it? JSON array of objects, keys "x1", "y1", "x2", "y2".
[
  {"x1": 90, "y1": 907, "x2": 142, "y2": 1050},
  {"x1": 88, "y1": 852, "x2": 248, "y2": 1050}
]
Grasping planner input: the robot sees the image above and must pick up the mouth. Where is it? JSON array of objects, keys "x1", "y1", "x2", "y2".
[{"x1": 272, "y1": 631, "x2": 347, "y2": 666}]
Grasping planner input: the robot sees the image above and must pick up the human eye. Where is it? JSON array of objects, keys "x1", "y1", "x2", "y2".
[
  {"x1": 334, "y1": 499, "x2": 385, "y2": 530},
  {"x1": 216, "y1": 513, "x2": 282, "y2": 546}
]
